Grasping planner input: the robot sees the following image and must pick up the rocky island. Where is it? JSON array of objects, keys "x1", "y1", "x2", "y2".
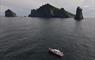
[
  {"x1": 74, "y1": 7, "x2": 83, "y2": 20},
  {"x1": 5, "y1": 9, "x2": 16, "y2": 17},
  {"x1": 28, "y1": 4, "x2": 75, "y2": 18}
]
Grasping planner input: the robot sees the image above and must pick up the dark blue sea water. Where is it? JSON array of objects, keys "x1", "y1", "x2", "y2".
[{"x1": 0, "y1": 17, "x2": 95, "y2": 60}]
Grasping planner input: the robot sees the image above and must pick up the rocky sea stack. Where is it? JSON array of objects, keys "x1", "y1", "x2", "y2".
[
  {"x1": 29, "y1": 4, "x2": 75, "y2": 18},
  {"x1": 5, "y1": 9, "x2": 16, "y2": 17},
  {"x1": 74, "y1": 7, "x2": 83, "y2": 20}
]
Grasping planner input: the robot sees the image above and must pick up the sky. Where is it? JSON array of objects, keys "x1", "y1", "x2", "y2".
[{"x1": 0, "y1": 0, "x2": 95, "y2": 17}]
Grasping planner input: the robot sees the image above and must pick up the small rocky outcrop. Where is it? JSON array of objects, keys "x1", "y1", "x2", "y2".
[
  {"x1": 74, "y1": 7, "x2": 83, "y2": 20},
  {"x1": 5, "y1": 9, "x2": 16, "y2": 17},
  {"x1": 29, "y1": 4, "x2": 75, "y2": 18}
]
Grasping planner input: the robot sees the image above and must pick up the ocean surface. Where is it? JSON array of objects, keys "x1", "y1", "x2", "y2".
[{"x1": 0, "y1": 17, "x2": 95, "y2": 60}]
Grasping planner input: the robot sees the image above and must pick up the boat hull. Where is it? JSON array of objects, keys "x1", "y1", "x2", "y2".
[{"x1": 49, "y1": 48, "x2": 64, "y2": 57}]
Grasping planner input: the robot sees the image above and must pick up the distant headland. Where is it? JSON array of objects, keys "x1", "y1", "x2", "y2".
[
  {"x1": 5, "y1": 4, "x2": 83, "y2": 20},
  {"x1": 28, "y1": 4, "x2": 75, "y2": 18}
]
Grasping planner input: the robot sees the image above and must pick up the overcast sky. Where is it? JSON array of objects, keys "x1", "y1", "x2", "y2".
[{"x1": 0, "y1": 0, "x2": 95, "y2": 17}]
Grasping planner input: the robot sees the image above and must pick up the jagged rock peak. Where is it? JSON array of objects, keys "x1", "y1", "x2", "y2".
[
  {"x1": 40, "y1": 3, "x2": 55, "y2": 8},
  {"x1": 6, "y1": 9, "x2": 12, "y2": 12}
]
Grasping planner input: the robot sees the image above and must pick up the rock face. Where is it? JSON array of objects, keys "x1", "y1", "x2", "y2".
[
  {"x1": 74, "y1": 7, "x2": 83, "y2": 20},
  {"x1": 29, "y1": 4, "x2": 75, "y2": 18},
  {"x1": 5, "y1": 9, "x2": 16, "y2": 17}
]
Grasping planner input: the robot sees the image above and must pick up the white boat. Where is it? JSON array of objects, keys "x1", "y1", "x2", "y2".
[{"x1": 49, "y1": 48, "x2": 64, "y2": 57}]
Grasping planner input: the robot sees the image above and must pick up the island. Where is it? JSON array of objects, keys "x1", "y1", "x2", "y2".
[
  {"x1": 5, "y1": 9, "x2": 16, "y2": 17},
  {"x1": 28, "y1": 4, "x2": 75, "y2": 18},
  {"x1": 74, "y1": 7, "x2": 83, "y2": 20}
]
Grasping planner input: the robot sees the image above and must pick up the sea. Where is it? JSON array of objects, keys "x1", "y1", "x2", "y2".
[{"x1": 0, "y1": 17, "x2": 95, "y2": 60}]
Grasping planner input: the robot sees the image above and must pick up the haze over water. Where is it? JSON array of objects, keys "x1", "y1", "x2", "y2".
[
  {"x1": 0, "y1": 17, "x2": 95, "y2": 60},
  {"x1": 1, "y1": 0, "x2": 95, "y2": 17}
]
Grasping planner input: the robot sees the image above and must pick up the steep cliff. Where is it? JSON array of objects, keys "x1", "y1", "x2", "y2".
[
  {"x1": 29, "y1": 4, "x2": 75, "y2": 18},
  {"x1": 74, "y1": 7, "x2": 83, "y2": 20}
]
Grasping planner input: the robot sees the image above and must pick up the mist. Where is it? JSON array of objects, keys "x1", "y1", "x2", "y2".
[{"x1": 0, "y1": 0, "x2": 95, "y2": 17}]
